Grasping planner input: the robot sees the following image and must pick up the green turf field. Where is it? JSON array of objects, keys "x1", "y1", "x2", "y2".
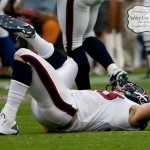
[{"x1": 0, "y1": 68, "x2": 150, "y2": 150}]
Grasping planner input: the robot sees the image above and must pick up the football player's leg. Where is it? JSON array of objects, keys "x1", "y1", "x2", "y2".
[
  {"x1": 56, "y1": 57, "x2": 78, "y2": 89},
  {"x1": 83, "y1": 3, "x2": 110, "y2": 67},
  {"x1": 0, "y1": 48, "x2": 77, "y2": 134},
  {"x1": 25, "y1": 32, "x2": 67, "y2": 69},
  {"x1": 82, "y1": 4, "x2": 128, "y2": 85},
  {"x1": 0, "y1": 54, "x2": 32, "y2": 135},
  {"x1": 26, "y1": 32, "x2": 78, "y2": 88},
  {"x1": 17, "y1": 29, "x2": 67, "y2": 70},
  {"x1": 57, "y1": 0, "x2": 91, "y2": 89},
  {"x1": 83, "y1": 36, "x2": 128, "y2": 84},
  {"x1": 0, "y1": 14, "x2": 67, "y2": 69},
  {"x1": 82, "y1": 4, "x2": 114, "y2": 73},
  {"x1": 15, "y1": 48, "x2": 77, "y2": 129},
  {"x1": 70, "y1": 46, "x2": 91, "y2": 89}
]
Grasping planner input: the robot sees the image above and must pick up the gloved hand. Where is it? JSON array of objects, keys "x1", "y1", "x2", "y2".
[{"x1": 109, "y1": 68, "x2": 128, "y2": 86}]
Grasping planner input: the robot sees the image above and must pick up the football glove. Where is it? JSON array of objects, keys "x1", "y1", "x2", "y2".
[{"x1": 109, "y1": 68, "x2": 128, "y2": 86}]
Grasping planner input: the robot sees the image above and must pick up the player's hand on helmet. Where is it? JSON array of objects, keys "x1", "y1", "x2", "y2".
[{"x1": 109, "y1": 68, "x2": 128, "y2": 86}]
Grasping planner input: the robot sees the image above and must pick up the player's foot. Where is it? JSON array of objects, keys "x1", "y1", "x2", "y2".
[
  {"x1": 0, "y1": 113, "x2": 19, "y2": 135},
  {"x1": 0, "y1": 14, "x2": 35, "y2": 38}
]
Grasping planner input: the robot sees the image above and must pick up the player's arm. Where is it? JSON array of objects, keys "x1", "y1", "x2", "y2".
[{"x1": 129, "y1": 103, "x2": 150, "y2": 129}]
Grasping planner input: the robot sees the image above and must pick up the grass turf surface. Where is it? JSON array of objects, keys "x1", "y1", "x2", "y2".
[{"x1": 0, "y1": 68, "x2": 150, "y2": 150}]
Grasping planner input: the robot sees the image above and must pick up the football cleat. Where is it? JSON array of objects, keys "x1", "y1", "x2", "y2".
[
  {"x1": 0, "y1": 113, "x2": 19, "y2": 135},
  {"x1": 109, "y1": 68, "x2": 128, "y2": 86},
  {"x1": 0, "y1": 14, "x2": 35, "y2": 38}
]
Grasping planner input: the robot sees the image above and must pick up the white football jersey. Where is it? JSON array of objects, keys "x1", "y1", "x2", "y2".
[
  {"x1": 17, "y1": 47, "x2": 140, "y2": 132},
  {"x1": 64, "y1": 89, "x2": 140, "y2": 132}
]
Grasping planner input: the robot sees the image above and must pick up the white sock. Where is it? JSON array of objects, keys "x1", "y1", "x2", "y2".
[
  {"x1": 22, "y1": 33, "x2": 54, "y2": 59},
  {"x1": 2, "y1": 80, "x2": 29, "y2": 120},
  {"x1": 1, "y1": 104, "x2": 17, "y2": 120}
]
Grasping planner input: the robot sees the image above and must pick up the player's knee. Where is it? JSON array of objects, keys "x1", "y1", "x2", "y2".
[
  {"x1": 14, "y1": 55, "x2": 26, "y2": 63},
  {"x1": 15, "y1": 48, "x2": 29, "y2": 56},
  {"x1": 14, "y1": 48, "x2": 30, "y2": 63}
]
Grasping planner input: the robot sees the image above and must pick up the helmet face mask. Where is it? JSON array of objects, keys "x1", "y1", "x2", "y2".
[{"x1": 106, "y1": 80, "x2": 149, "y2": 105}]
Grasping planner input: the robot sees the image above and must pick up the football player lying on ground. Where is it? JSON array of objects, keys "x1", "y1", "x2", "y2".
[{"x1": 0, "y1": 15, "x2": 149, "y2": 135}]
